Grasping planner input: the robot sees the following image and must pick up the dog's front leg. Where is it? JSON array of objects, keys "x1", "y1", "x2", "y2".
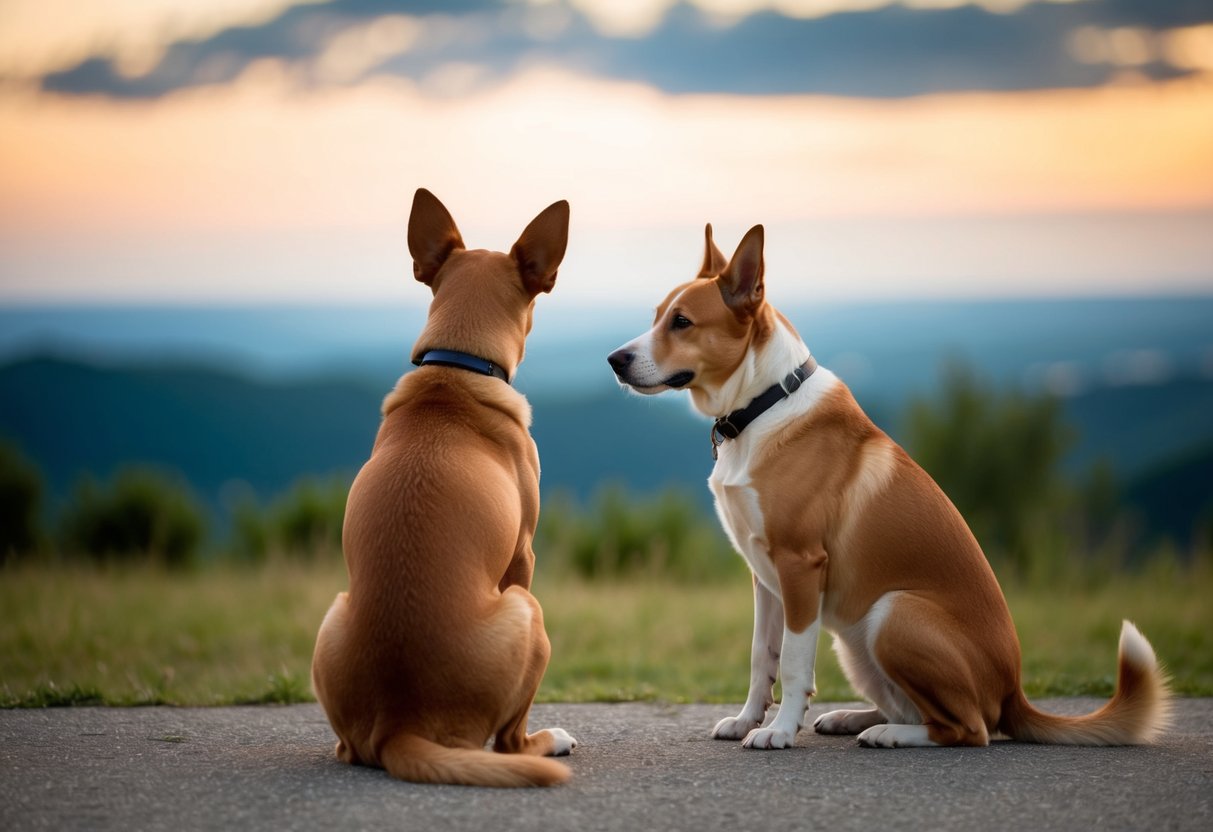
[
  {"x1": 712, "y1": 575, "x2": 783, "y2": 740},
  {"x1": 742, "y1": 546, "x2": 825, "y2": 750}
]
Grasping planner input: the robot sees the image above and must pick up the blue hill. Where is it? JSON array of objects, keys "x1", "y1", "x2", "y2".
[{"x1": 2, "y1": 351, "x2": 1211, "y2": 549}]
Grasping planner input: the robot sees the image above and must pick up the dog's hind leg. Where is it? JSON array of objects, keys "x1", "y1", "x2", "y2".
[
  {"x1": 311, "y1": 592, "x2": 361, "y2": 764},
  {"x1": 857, "y1": 592, "x2": 991, "y2": 749},
  {"x1": 490, "y1": 586, "x2": 578, "y2": 758}
]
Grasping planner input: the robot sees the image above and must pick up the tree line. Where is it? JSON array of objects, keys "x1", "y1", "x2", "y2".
[{"x1": 2, "y1": 365, "x2": 1207, "y2": 579}]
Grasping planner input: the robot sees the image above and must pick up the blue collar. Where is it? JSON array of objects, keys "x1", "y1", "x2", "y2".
[{"x1": 413, "y1": 349, "x2": 510, "y2": 383}]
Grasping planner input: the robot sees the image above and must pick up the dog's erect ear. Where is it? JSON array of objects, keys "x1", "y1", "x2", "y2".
[
  {"x1": 718, "y1": 224, "x2": 765, "y2": 316},
  {"x1": 697, "y1": 223, "x2": 728, "y2": 279},
  {"x1": 408, "y1": 188, "x2": 465, "y2": 286},
  {"x1": 511, "y1": 200, "x2": 570, "y2": 296}
]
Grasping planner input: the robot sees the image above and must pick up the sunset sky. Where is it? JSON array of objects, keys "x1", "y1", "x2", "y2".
[{"x1": 1, "y1": 0, "x2": 1210, "y2": 306}]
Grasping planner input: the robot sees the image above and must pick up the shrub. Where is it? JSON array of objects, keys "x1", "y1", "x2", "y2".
[
  {"x1": 537, "y1": 485, "x2": 741, "y2": 581},
  {"x1": 230, "y1": 477, "x2": 349, "y2": 561},
  {"x1": 0, "y1": 441, "x2": 44, "y2": 562},
  {"x1": 60, "y1": 467, "x2": 207, "y2": 567}
]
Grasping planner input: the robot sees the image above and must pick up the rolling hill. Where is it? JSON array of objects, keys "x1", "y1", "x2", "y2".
[{"x1": 2, "y1": 353, "x2": 1211, "y2": 547}]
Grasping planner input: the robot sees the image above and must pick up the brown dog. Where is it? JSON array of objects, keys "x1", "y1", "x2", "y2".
[
  {"x1": 609, "y1": 223, "x2": 1172, "y2": 749},
  {"x1": 312, "y1": 189, "x2": 576, "y2": 787}
]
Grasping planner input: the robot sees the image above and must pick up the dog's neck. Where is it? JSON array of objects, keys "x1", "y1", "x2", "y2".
[{"x1": 690, "y1": 310, "x2": 812, "y2": 419}]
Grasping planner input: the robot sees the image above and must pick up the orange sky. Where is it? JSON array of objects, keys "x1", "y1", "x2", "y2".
[{"x1": 0, "y1": 2, "x2": 1210, "y2": 303}]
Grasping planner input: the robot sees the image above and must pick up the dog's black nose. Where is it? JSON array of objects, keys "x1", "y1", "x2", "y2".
[{"x1": 607, "y1": 349, "x2": 634, "y2": 375}]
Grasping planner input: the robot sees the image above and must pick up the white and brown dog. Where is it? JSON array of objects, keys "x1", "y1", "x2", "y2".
[
  {"x1": 608, "y1": 223, "x2": 1172, "y2": 749},
  {"x1": 311, "y1": 189, "x2": 576, "y2": 786}
]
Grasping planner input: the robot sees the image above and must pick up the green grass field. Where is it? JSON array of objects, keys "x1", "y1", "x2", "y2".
[{"x1": 1, "y1": 560, "x2": 1210, "y2": 707}]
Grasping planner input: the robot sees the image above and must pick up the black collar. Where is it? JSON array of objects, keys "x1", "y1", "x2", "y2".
[
  {"x1": 413, "y1": 349, "x2": 510, "y2": 383},
  {"x1": 711, "y1": 357, "x2": 818, "y2": 459}
]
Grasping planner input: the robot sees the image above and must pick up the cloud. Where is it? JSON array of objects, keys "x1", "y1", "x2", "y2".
[{"x1": 28, "y1": 0, "x2": 1213, "y2": 100}]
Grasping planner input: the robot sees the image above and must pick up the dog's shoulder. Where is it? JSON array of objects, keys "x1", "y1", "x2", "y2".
[{"x1": 381, "y1": 370, "x2": 532, "y2": 429}]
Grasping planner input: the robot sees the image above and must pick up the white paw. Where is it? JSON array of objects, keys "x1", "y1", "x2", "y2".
[
  {"x1": 742, "y1": 726, "x2": 797, "y2": 750},
  {"x1": 857, "y1": 724, "x2": 935, "y2": 749},
  {"x1": 546, "y1": 727, "x2": 578, "y2": 756},
  {"x1": 711, "y1": 714, "x2": 762, "y2": 741},
  {"x1": 814, "y1": 708, "x2": 885, "y2": 735}
]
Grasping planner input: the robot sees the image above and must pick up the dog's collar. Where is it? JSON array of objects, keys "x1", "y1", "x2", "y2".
[
  {"x1": 710, "y1": 357, "x2": 818, "y2": 459},
  {"x1": 413, "y1": 349, "x2": 510, "y2": 383}
]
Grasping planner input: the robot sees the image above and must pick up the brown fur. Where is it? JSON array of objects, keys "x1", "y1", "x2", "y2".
[
  {"x1": 312, "y1": 189, "x2": 575, "y2": 787},
  {"x1": 617, "y1": 223, "x2": 1173, "y2": 748}
]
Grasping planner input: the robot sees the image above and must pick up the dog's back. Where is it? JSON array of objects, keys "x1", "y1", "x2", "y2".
[{"x1": 312, "y1": 190, "x2": 576, "y2": 786}]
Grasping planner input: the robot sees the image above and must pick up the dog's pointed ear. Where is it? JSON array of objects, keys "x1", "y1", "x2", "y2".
[
  {"x1": 511, "y1": 199, "x2": 569, "y2": 296},
  {"x1": 408, "y1": 188, "x2": 465, "y2": 286},
  {"x1": 697, "y1": 223, "x2": 728, "y2": 279},
  {"x1": 718, "y1": 224, "x2": 765, "y2": 316}
]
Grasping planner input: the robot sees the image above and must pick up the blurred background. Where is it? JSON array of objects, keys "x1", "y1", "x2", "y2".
[{"x1": 0, "y1": 0, "x2": 1211, "y2": 704}]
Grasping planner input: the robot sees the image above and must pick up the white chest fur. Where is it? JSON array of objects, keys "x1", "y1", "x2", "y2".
[{"x1": 707, "y1": 368, "x2": 839, "y2": 597}]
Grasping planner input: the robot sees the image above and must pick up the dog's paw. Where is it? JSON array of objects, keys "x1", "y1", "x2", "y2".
[
  {"x1": 857, "y1": 724, "x2": 935, "y2": 749},
  {"x1": 711, "y1": 714, "x2": 762, "y2": 741},
  {"x1": 741, "y1": 726, "x2": 797, "y2": 750},
  {"x1": 544, "y1": 727, "x2": 578, "y2": 756},
  {"x1": 814, "y1": 708, "x2": 886, "y2": 735}
]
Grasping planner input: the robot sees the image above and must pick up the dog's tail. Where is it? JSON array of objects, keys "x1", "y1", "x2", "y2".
[
  {"x1": 1000, "y1": 620, "x2": 1172, "y2": 745},
  {"x1": 380, "y1": 732, "x2": 570, "y2": 788}
]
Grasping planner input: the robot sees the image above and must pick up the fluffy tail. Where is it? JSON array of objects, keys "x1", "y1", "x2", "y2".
[
  {"x1": 380, "y1": 733, "x2": 570, "y2": 788},
  {"x1": 1001, "y1": 620, "x2": 1173, "y2": 745}
]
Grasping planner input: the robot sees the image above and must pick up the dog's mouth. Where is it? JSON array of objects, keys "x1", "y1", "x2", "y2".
[
  {"x1": 663, "y1": 371, "x2": 694, "y2": 389},
  {"x1": 619, "y1": 370, "x2": 695, "y2": 395}
]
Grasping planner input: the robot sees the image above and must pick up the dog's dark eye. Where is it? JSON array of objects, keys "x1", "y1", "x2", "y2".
[{"x1": 671, "y1": 314, "x2": 693, "y2": 330}]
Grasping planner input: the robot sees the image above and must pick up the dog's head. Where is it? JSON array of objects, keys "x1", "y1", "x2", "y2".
[
  {"x1": 408, "y1": 189, "x2": 569, "y2": 376},
  {"x1": 608, "y1": 223, "x2": 777, "y2": 414}
]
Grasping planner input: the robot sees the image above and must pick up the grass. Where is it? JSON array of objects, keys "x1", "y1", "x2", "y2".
[{"x1": 1, "y1": 558, "x2": 1210, "y2": 707}]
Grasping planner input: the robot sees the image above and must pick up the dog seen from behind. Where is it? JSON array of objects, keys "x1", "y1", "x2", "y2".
[
  {"x1": 608, "y1": 222, "x2": 1172, "y2": 750},
  {"x1": 312, "y1": 189, "x2": 577, "y2": 787}
]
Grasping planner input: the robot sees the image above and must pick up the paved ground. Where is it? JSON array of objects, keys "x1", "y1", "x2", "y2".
[{"x1": 2, "y1": 699, "x2": 1211, "y2": 831}]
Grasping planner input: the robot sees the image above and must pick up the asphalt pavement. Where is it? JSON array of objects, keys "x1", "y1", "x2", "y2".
[{"x1": 2, "y1": 699, "x2": 1211, "y2": 831}]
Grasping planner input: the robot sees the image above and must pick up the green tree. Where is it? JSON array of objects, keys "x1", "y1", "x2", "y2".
[
  {"x1": 904, "y1": 362, "x2": 1074, "y2": 576},
  {"x1": 0, "y1": 441, "x2": 44, "y2": 562},
  {"x1": 61, "y1": 467, "x2": 207, "y2": 567}
]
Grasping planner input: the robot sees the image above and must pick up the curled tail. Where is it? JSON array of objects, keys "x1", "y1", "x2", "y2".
[
  {"x1": 380, "y1": 733, "x2": 570, "y2": 788},
  {"x1": 1001, "y1": 620, "x2": 1173, "y2": 746}
]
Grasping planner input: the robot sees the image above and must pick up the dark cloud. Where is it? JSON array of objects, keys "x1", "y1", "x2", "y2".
[{"x1": 37, "y1": 0, "x2": 1213, "y2": 100}]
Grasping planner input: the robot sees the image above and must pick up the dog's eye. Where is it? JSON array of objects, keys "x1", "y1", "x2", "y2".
[{"x1": 671, "y1": 314, "x2": 693, "y2": 330}]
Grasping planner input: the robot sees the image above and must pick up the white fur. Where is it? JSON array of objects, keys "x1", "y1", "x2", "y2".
[
  {"x1": 1119, "y1": 620, "x2": 1156, "y2": 671},
  {"x1": 857, "y1": 723, "x2": 938, "y2": 748},
  {"x1": 743, "y1": 613, "x2": 821, "y2": 750},
  {"x1": 545, "y1": 727, "x2": 578, "y2": 756},
  {"x1": 711, "y1": 580, "x2": 783, "y2": 740},
  {"x1": 813, "y1": 707, "x2": 886, "y2": 735}
]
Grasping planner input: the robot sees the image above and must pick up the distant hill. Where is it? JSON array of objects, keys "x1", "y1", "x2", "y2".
[
  {"x1": 1, "y1": 353, "x2": 1211, "y2": 543},
  {"x1": 0, "y1": 355, "x2": 380, "y2": 511}
]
